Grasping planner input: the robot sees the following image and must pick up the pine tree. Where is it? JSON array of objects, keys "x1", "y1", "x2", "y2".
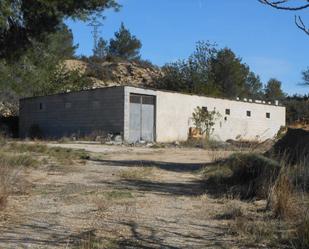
[
  {"x1": 0, "y1": 0, "x2": 119, "y2": 59},
  {"x1": 108, "y1": 22, "x2": 142, "y2": 60}
]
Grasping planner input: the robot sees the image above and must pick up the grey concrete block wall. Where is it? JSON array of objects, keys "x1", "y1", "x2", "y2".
[{"x1": 19, "y1": 87, "x2": 125, "y2": 138}]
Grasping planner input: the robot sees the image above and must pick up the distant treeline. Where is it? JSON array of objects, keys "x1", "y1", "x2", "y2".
[
  {"x1": 283, "y1": 95, "x2": 309, "y2": 124},
  {"x1": 0, "y1": 1, "x2": 308, "y2": 125}
]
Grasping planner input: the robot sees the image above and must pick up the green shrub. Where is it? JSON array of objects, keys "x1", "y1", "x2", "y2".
[{"x1": 225, "y1": 153, "x2": 280, "y2": 199}]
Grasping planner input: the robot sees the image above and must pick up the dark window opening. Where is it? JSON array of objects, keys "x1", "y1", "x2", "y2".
[
  {"x1": 225, "y1": 109, "x2": 230, "y2": 115},
  {"x1": 247, "y1": 111, "x2": 251, "y2": 117},
  {"x1": 142, "y1": 96, "x2": 155, "y2": 105},
  {"x1": 266, "y1": 112, "x2": 270, "y2": 119},
  {"x1": 39, "y1": 103, "x2": 43, "y2": 110},
  {"x1": 130, "y1": 94, "x2": 155, "y2": 105},
  {"x1": 130, "y1": 95, "x2": 141, "y2": 104}
]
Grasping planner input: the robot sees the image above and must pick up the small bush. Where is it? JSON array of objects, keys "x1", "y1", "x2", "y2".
[
  {"x1": 216, "y1": 201, "x2": 244, "y2": 220},
  {"x1": 182, "y1": 138, "x2": 228, "y2": 151},
  {"x1": 226, "y1": 153, "x2": 280, "y2": 199}
]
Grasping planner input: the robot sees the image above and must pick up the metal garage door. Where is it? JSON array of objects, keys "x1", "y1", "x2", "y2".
[{"x1": 129, "y1": 94, "x2": 155, "y2": 143}]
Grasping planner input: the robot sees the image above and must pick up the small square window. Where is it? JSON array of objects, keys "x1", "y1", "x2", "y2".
[
  {"x1": 65, "y1": 102, "x2": 72, "y2": 109},
  {"x1": 266, "y1": 112, "x2": 270, "y2": 119},
  {"x1": 247, "y1": 111, "x2": 251, "y2": 117},
  {"x1": 225, "y1": 109, "x2": 230, "y2": 115}
]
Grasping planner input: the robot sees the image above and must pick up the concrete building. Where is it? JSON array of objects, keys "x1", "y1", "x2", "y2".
[{"x1": 19, "y1": 86, "x2": 286, "y2": 142}]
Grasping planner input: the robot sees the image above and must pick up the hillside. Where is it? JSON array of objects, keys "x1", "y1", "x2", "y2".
[
  {"x1": 64, "y1": 59, "x2": 163, "y2": 88},
  {"x1": 0, "y1": 59, "x2": 163, "y2": 118}
]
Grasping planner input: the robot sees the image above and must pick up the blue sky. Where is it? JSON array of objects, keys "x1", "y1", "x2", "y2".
[{"x1": 66, "y1": 0, "x2": 309, "y2": 95}]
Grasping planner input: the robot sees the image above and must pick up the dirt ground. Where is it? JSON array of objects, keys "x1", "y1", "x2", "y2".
[{"x1": 0, "y1": 143, "x2": 261, "y2": 249}]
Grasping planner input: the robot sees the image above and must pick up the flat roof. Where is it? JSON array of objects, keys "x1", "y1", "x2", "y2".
[{"x1": 20, "y1": 85, "x2": 284, "y2": 107}]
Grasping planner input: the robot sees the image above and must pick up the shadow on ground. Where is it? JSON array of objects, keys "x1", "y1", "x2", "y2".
[
  {"x1": 114, "y1": 220, "x2": 232, "y2": 249},
  {"x1": 91, "y1": 158, "x2": 211, "y2": 196},
  {"x1": 90, "y1": 158, "x2": 208, "y2": 173},
  {"x1": 114, "y1": 179, "x2": 206, "y2": 196}
]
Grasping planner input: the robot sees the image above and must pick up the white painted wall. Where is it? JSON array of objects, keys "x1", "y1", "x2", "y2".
[{"x1": 124, "y1": 87, "x2": 286, "y2": 143}]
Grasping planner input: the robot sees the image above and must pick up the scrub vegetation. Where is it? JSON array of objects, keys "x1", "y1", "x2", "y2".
[
  {"x1": 0, "y1": 138, "x2": 89, "y2": 212},
  {"x1": 0, "y1": 133, "x2": 309, "y2": 248},
  {"x1": 202, "y1": 142, "x2": 309, "y2": 248}
]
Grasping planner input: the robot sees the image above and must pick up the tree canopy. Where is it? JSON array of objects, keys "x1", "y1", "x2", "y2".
[
  {"x1": 157, "y1": 42, "x2": 272, "y2": 99},
  {"x1": 264, "y1": 78, "x2": 285, "y2": 101},
  {"x1": 0, "y1": 0, "x2": 119, "y2": 59},
  {"x1": 210, "y1": 48, "x2": 250, "y2": 98},
  {"x1": 108, "y1": 22, "x2": 142, "y2": 60},
  {"x1": 157, "y1": 41, "x2": 218, "y2": 95},
  {"x1": 0, "y1": 25, "x2": 92, "y2": 115}
]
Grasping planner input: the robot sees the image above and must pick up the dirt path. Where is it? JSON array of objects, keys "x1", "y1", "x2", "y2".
[{"x1": 0, "y1": 144, "x2": 239, "y2": 248}]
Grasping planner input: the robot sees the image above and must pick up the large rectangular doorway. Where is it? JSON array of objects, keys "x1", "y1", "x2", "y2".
[{"x1": 129, "y1": 94, "x2": 155, "y2": 143}]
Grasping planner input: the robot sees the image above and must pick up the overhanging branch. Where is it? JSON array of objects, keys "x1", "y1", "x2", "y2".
[
  {"x1": 259, "y1": 0, "x2": 309, "y2": 11},
  {"x1": 295, "y1": 15, "x2": 309, "y2": 35},
  {"x1": 259, "y1": 0, "x2": 309, "y2": 35}
]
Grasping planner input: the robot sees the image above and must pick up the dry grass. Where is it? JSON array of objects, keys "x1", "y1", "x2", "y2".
[
  {"x1": 0, "y1": 139, "x2": 91, "y2": 213},
  {"x1": 268, "y1": 173, "x2": 297, "y2": 220},
  {"x1": 203, "y1": 151, "x2": 309, "y2": 248},
  {"x1": 293, "y1": 214, "x2": 309, "y2": 249},
  {"x1": 215, "y1": 200, "x2": 244, "y2": 220},
  {"x1": 0, "y1": 152, "x2": 38, "y2": 168},
  {"x1": 94, "y1": 198, "x2": 111, "y2": 213},
  {"x1": 119, "y1": 166, "x2": 154, "y2": 180},
  {"x1": 0, "y1": 152, "x2": 32, "y2": 210},
  {"x1": 0, "y1": 165, "x2": 17, "y2": 210},
  {"x1": 74, "y1": 231, "x2": 119, "y2": 249},
  {"x1": 229, "y1": 217, "x2": 281, "y2": 246},
  {"x1": 4, "y1": 142, "x2": 90, "y2": 164}
]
